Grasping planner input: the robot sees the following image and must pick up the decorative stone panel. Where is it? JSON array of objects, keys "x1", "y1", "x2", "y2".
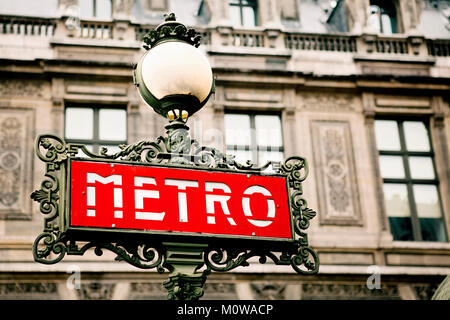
[
  {"x1": 0, "y1": 108, "x2": 34, "y2": 219},
  {"x1": 301, "y1": 283, "x2": 401, "y2": 300},
  {"x1": 128, "y1": 282, "x2": 167, "y2": 300},
  {"x1": 310, "y1": 120, "x2": 362, "y2": 225},
  {"x1": 76, "y1": 282, "x2": 115, "y2": 300},
  {"x1": 0, "y1": 282, "x2": 59, "y2": 300}
]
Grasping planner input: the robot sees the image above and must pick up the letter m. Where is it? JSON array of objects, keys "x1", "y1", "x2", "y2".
[{"x1": 86, "y1": 173, "x2": 122, "y2": 217}]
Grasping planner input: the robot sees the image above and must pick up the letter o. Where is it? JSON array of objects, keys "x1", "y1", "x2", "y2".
[{"x1": 242, "y1": 185, "x2": 275, "y2": 227}]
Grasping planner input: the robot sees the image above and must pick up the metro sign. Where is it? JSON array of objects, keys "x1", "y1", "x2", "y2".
[{"x1": 68, "y1": 159, "x2": 293, "y2": 241}]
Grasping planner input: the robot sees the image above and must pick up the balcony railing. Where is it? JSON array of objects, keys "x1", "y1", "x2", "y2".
[
  {"x1": 374, "y1": 36, "x2": 409, "y2": 54},
  {"x1": 77, "y1": 20, "x2": 113, "y2": 39},
  {"x1": 285, "y1": 33, "x2": 357, "y2": 52},
  {"x1": 0, "y1": 15, "x2": 56, "y2": 37},
  {"x1": 0, "y1": 14, "x2": 449, "y2": 61},
  {"x1": 427, "y1": 39, "x2": 450, "y2": 57}
]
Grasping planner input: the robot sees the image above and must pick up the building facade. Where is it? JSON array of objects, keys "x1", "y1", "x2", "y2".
[{"x1": 0, "y1": 0, "x2": 449, "y2": 300}]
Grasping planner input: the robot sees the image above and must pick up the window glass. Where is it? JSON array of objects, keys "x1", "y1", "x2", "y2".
[
  {"x1": 229, "y1": 5, "x2": 241, "y2": 27},
  {"x1": 73, "y1": 144, "x2": 94, "y2": 158},
  {"x1": 228, "y1": 149, "x2": 252, "y2": 165},
  {"x1": 374, "y1": 120, "x2": 401, "y2": 151},
  {"x1": 376, "y1": 118, "x2": 446, "y2": 242},
  {"x1": 258, "y1": 151, "x2": 284, "y2": 167},
  {"x1": 408, "y1": 157, "x2": 435, "y2": 180},
  {"x1": 65, "y1": 108, "x2": 94, "y2": 140},
  {"x1": 403, "y1": 121, "x2": 430, "y2": 152},
  {"x1": 380, "y1": 14, "x2": 393, "y2": 35},
  {"x1": 99, "y1": 109, "x2": 127, "y2": 141},
  {"x1": 79, "y1": 0, "x2": 94, "y2": 19},
  {"x1": 379, "y1": 155, "x2": 405, "y2": 179},
  {"x1": 65, "y1": 106, "x2": 127, "y2": 155},
  {"x1": 242, "y1": 6, "x2": 256, "y2": 27},
  {"x1": 383, "y1": 183, "x2": 411, "y2": 218},
  {"x1": 255, "y1": 115, "x2": 283, "y2": 147},
  {"x1": 413, "y1": 185, "x2": 442, "y2": 218},
  {"x1": 384, "y1": 183, "x2": 413, "y2": 241},
  {"x1": 225, "y1": 112, "x2": 284, "y2": 167},
  {"x1": 95, "y1": 0, "x2": 112, "y2": 19},
  {"x1": 224, "y1": 114, "x2": 251, "y2": 146},
  {"x1": 99, "y1": 145, "x2": 122, "y2": 155}
]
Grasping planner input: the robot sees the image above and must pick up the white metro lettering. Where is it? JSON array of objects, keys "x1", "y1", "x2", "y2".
[
  {"x1": 84, "y1": 173, "x2": 278, "y2": 227},
  {"x1": 86, "y1": 173, "x2": 122, "y2": 218},
  {"x1": 242, "y1": 185, "x2": 275, "y2": 227},
  {"x1": 164, "y1": 179, "x2": 199, "y2": 222},
  {"x1": 205, "y1": 182, "x2": 236, "y2": 225},
  {"x1": 134, "y1": 176, "x2": 165, "y2": 221}
]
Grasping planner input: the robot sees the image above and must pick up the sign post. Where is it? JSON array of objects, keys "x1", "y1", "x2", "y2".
[{"x1": 31, "y1": 13, "x2": 319, "y2": 300}]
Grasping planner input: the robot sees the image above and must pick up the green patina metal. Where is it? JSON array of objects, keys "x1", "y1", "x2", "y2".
[
  {"x1": 31, "y1": 13, "x2": 319, "y2": 300},
  {"x1": 31, "y1": 121, "x2": 319, "y2": 299}
]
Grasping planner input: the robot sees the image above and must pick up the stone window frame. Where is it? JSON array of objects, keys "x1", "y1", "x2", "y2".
[
  {"x1": 223, "y1": 110, "x2": 284, "y2": 167},
  {"x1": 374, "y1": 117, "x2": 448, "y2": 242},
  {"x1": 64, "y1": 103, "x2": 128, "y2": 155}
]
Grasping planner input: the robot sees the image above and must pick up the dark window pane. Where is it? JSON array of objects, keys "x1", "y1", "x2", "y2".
[
  {"x1": 420, "y1": 218, "x2": 447, "y2": 242},
  {"x1": 388, "y1": 217, "x2": 414, "y2": 241}
]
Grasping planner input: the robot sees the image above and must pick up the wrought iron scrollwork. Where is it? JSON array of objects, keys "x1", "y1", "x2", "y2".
[
  {"x1": 31, "y1": 123, "x2": 319, "y2": 300},
  {"x1": 202, "y1": 155, "x2": 319, "y2": 275}
]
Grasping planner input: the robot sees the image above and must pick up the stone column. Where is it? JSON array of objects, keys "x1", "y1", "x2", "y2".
[
  {"x1": 112, "y1": 0, "x2": 134, "y2": 40},
  {"x1": 344, "y1": 0, "x2": 370, "y2": 34}
]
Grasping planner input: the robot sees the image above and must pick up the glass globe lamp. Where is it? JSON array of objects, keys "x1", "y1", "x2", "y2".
[{"x1": 134, "y1": 13, "x2": 214, "y2": 122}]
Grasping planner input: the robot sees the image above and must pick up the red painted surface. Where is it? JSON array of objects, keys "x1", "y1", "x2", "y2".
[{"x1": 69, "y1": 160, "x2": 292, "y2": 239}]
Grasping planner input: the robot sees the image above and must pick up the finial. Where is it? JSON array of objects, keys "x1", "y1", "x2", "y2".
[{"x1": 164, "y1": 12, "x2": 176, "y2": 22}]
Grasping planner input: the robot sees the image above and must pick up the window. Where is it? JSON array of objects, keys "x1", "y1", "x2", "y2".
[
  {"x1": 374, "y1": 119, "x2": 447, "y2": 242},
  {"x1": 368, "y1": 0, "x2": 398, "y2": 34},
  {"x1": 224, "y1": 112, "x2": 284, "y2": 167},
  {"x1": 65, "y1": 105, "x2": 127, "y2": 156},
  {"x1": 229, "y1": 0, "x2": 258, "y2": 27},
  {"x1": 79, "y1": 0, "x2": 112, "y2": 19}
]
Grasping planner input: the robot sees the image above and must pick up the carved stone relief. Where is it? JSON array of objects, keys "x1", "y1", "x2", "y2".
[
  {"x1": 0, "y1": 109, "x2": 34, "y2": 219},
  {"x1": 203, "y1": 283, "x2": 237, "y2": 300},
  {"x1": 128, "y1": 282, "x2": 167, "y2": 300},
  {"x1": 76, "y1": 282, "x2": 115, "y2": 300},
  {"x1": 0, "y1": 282, "x2": 59, "y2": 299},
  {"x1": 301, "y1": 283, "x2": 401, "y2": 300},
  {"x1": 311, "y1": 120, "x2": 362, "y2": 225},
  {"x1": 300, "y1": 93, "x2": 359, "y2": 112},
  {"x1": 251, "y1": 282, "x2": 286, "y2": 300},
  {"x1": 0, "y1": 80, "x2": 44, "y2": 98},
  {"x1": 413, "y1": 283, "x2": 440, "y2": 300}
]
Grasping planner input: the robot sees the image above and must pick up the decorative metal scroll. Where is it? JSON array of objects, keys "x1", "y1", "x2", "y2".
[{"x1": 31, "y1": 120, "x2": 319, "y2": 298}]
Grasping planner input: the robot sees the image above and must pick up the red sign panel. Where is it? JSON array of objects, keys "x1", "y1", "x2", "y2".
[{"x1": 69, "y1": 160, "x2": 292, "y2": 240}]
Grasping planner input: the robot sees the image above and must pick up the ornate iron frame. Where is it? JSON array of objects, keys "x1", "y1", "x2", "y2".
[{"x1": 31, "y1": 119, "x2": 319, "y2": 300}]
